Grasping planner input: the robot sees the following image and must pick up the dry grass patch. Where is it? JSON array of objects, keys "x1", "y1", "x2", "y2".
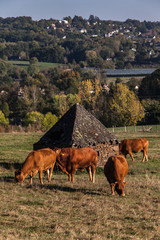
[
  {"x1": 0, "y1": 174, "x2": 159, "y2": 239},
  {"x1": 0, "y1": 132, "x2": 159, "y2": 239}
]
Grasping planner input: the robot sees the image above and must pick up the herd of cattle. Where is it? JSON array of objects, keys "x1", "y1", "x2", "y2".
[{"x1": 15, "y1": 138, "x2": 149, "y2": 197}]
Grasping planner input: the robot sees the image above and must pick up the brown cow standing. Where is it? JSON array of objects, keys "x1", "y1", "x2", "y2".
[
  {"x1": 119, "y1": 138, "x2": 149, "y2": 162},
  {"x1": 15, "y1": 148, "x2": 57, "y2": 185},
  {"x1": 104, "y1": 155, "x2": 128, "y2": 196},
  {"x1": 55, "y1": 148, "x2": 98, "y2": 183}
]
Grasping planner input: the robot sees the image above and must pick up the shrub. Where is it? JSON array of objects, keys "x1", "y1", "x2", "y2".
[
  {"x1": 0, "y1": 110, "x2": 9, "y2": 127},
  {"x1": 23, "y1": 111, "x2": 44, "y2": 130},
  {"x1": 42, "y1": 112, "x2": 58, "y2": 131}
]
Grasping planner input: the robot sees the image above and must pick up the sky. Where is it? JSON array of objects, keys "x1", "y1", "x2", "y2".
[{"x1": 1, "y1": 0, "x2": 160, "y2": 22}]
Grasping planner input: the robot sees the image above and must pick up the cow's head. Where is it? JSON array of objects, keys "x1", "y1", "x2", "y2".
[
  {"x1": 15, "y1": 169, "x2": 24, "y2": 183},
  {"x1": 115, "y1": 181, "x2": 127, "y2": 196},
  {"x1": 54, "y1": 148, "x2": 61, "y2": 156}
]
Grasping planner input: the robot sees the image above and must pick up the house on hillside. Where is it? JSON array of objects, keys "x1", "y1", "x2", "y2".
[{"x1": 33, "y1": 103, "x2": 119, "y2": 166}]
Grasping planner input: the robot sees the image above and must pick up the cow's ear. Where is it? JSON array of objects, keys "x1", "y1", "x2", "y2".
[{"x1": 56, "y1": 149, "x2": 61, "y2": 154}]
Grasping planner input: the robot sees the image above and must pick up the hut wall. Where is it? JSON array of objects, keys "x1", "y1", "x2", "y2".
[{"x1": 91, "y1": 142, "x2": 119, "y2": 167}]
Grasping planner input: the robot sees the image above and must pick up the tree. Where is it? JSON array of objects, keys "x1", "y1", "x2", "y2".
[
  {"x1": 23, "y1": 111, "x2": 44, "y2": 129},
  {"x1": 105, "y1": 83, "x2": 144, "y2": 126},
  {"x1": 141, "y1": 99, "x2": 160, "y2": 124},
  {"x1": 139, "y1": 69, "x2": 160, "y2": 98},
  {"x1": 79, "y1": 79, "x2": 102, "y2": 110},
  {"x1": 23, "y1": 85, "x2": 41, "y2": 111},
  {"x1": 66, "y1": 94, "x2": 81, "y2": 108},
  {"x1": 0, "y1": 110, "x2": 9, "y2": 127},
  {"x1": 56, "y1": 71, "x2": 81, "y2": 94},
  {"x1": 85, "y1": 50, "x2": 97, "y2": 66}
]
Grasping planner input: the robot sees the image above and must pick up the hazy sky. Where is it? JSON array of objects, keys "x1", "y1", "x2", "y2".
[{"x1": 1, "y1": 0, "x2": 160, "y2": 22}]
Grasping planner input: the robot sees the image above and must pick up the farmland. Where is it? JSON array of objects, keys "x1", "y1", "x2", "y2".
[
  {"x1": 9, "y1": 61, "x2": 60, "y2": 71},
  {"x1": 0, "y1": 131, "x2": 160, "y2": 240}
]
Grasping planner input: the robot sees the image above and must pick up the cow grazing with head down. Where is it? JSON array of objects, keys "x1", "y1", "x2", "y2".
[
  {"x1": 15, "y1": 148, "x2": 57, "y2": 185},
  {"x1": 55, "y1": 148, "x2": 98, "y2": 183},
  {"x1": 104, "y1": 155, "x2": 128, "y2": 196},
  {"x1": 119, "y1": 138, "x2": 149, "y2": 162}
]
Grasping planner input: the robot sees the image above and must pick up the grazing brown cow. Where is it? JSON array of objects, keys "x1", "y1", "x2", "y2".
[
  {"x1": 119, "y1": 138, "x2": 149, "y2": 162},
  {"x1": 55, "y1": 148, "x2": 98, "y2": 183},
  {"x1": 104, "y1": 155, "x2": 128, "y2": 196},
  {"x1": 15, "y1": 148, "x2": 56, "y2": 185}
]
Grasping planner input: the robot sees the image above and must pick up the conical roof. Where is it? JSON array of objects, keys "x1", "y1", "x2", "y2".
[{"x1": 33, "y1": 103, "x2": 118, "y2": 150}]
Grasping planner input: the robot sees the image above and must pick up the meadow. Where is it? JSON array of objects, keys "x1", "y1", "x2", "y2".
[
  {"x1": 8, "y1": 61, "x2": 60, "y2": 70},
  {"x1": 0, "y1": 131, "x2": 159, "y2": 240}
]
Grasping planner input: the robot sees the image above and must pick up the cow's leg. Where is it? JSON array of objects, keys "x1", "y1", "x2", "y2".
[
  {"x1": 66, "y1": 169, "x2": 71, "y2": 182},
  {"x1": 129, "y1": 151, "x2": 134, "y2": 161},
  {"x1": 71, "y1": 169, "x2": 76, "y2": 183},
  {"x1": 30, "y1": 170, "x2": 38, "y2": 185},
  {"x1": 86, "y1": 166, "x2": 92, "y2": 181},
  {"x1": 68, "y1": 174, "x2": 71, "y2": 182},
  {"x1": 142, "y1": 151, "x2": 145, "y2": 162},
  {"x1": 48, "y1": 162, "x2": 56, "y2": 182},
  {"x1": 92, "y1": 166, "x2": 96, "y2": 183},
  {"x1": 39, "y1": 170, "x2": 43, "y2": 185},
  {"x1": 145, "y1": 150, "x2": 148, "y2": 162},
  {"x1": 145, "y1": 152, "x2": 148, "y2": 162},
  {"x1": 110, "y1": 183, "x2": 115, "y2": 195},
  {"x1": 46, "y1": 169, "x2": 50, "y2": 181},
  {"x1": 30, "y1": 172, "x2": 33, "y2": 185}
]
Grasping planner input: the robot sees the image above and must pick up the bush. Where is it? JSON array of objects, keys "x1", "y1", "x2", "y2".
[
  {"x1": 0, "y1": 110, "x2": 9, "y2": 127},
  {"x1": 23, "y1": 111, "x2": 44, "y2": 130},
  {"x1": 23, "y1": 111, "x2": 58, "y2": 131},
  {"x1": 42, "y1": 112, "x2": 58, "y2": 131}
]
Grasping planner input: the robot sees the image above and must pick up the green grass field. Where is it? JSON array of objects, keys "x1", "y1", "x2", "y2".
[
  {"x1": 8, "y1": 61, "x2": 60, "y2": 70},
  {"x1": 0, "y1": 131, "x2": 160, "y2": 239}
]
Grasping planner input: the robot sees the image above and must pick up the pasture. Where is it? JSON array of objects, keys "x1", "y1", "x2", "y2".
[
  {"x1": 8, "y1": 61, "x2": 60, "y2": 70},
  {"x1": 0, "y1": 131, "x2": 160, "y2": 240}
]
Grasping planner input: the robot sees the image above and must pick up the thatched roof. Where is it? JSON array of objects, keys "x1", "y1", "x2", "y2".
[{"x1": 33, "y1": 103, "x2": 118, "y2": 150}]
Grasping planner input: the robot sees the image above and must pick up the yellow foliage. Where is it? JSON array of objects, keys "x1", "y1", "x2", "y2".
[
  {"x1": 79, "y1": 79, "x2": 102, "y2": 108},
  {"x1": 109, "y1": 83, "x2": 144, "y2": 126}
]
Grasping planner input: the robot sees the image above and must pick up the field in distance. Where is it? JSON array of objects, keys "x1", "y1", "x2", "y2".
[
  {"x1": 8, "y1": 60, "x2": 60, "y2": 70},
  {"x1": 0, "y1": 131, "x2": 159, "y2": 239}
]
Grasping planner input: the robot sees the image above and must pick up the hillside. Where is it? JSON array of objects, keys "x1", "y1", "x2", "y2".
[{"x1": 0, "y1": 16, "x2": 160, "y2": 68}]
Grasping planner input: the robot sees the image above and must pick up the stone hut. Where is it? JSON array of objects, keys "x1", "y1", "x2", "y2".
[{"x1": 33, "y1": 103, "x2": 119, "y2": 166}]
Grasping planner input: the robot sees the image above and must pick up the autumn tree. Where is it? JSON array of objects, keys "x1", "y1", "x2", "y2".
[
  {"x1": 104, "y1": 83, "x2": 144, "y2": 127},
  {"x1": 55, "y1": 70, "x2": 82, "y2": 94},
  {"x1": 78, "y1": 79, "x2": 102, "y2": 111}
]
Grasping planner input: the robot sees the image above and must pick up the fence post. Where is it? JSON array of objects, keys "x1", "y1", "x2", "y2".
[
  {"x1": 125, "y1": 126, "x2": 127, "y2": 132},
  {"x1": 112, "y1": 126, "x2": 114, "y2": 133}
]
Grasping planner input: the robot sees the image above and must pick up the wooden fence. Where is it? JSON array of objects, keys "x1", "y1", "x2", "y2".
[{"x1": 108, "y1": 125, "x2": 160, "y2": 133}]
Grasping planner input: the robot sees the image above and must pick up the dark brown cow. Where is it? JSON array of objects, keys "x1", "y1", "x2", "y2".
[
  {"x1": 15, "y1": 148, "x2": 57, "y2": 185},
  {"x1": 55, "y1": 148, "x2": 98, "y2": 183},
  {"x1": 119, "y1": 138, "x2": 149, "y2": 162},
  {"x1": 104, "y1": 155, "x2": 128, "y2": 196}
]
